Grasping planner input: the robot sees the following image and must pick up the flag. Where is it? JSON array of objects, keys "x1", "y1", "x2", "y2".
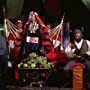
[{"x1": 62, "y1": 22, "x2": 70, "y2": 49}]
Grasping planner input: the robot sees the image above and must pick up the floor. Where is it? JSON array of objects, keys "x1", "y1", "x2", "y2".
[{"x1": 6, "y1": 68, "x2": 90, "y2": 90}]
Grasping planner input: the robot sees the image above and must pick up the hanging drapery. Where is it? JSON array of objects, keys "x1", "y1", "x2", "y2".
[
  {"x1": 6, "y1": 0, "x2": 24, "y2": 19},
  {"x1": 82, "y1": 0, "x2": 90, "y2": 10},
  {"x1": 62, "y1": 22, "x2": 70, "y2": 49},
  {"x1": 42, "y1": 0, "x2": 62, "y2": 18}
]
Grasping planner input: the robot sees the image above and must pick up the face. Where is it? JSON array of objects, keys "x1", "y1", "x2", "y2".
[
  {"x1": 17, "y1": 20, "x2": 23, "y2": 28},
  {"x1": 40, "y1": 46, "x2": 46, "y2": 54},
  {"x1": 74, "y1": 32, "x2": 82, "y2": 42},
  {"x1": 29, "y1": 12, "x2": 35, "y2": 21},
  {"x1": 46, "y1": 24, "x2": 51, "y2": 33}
]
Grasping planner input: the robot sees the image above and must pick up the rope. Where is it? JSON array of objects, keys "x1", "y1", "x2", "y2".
[
  {"x1": 5, "y1": 19, "x2": 22, "y2": 39},
  {"x1": 6, "y1": 20, "x2": 16, "y2": 39},
  {"x1": 6, "y1": 19, "x2": 21, "y2": 33},
  {"x1": 51, "y1": 15, "x2": 65, "y2": 52}
]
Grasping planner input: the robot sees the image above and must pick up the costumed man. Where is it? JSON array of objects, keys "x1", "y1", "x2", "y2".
[
  {"x1": 63, "y1": 29, "x2": 90, "y2": 87},
  {"x1": 33, "y1": 13, "x2": 54, "y2": 56},
  {"x1": 37, "y1": 15, "x2": 67, "y2": 67},
  {"x1": 40, "y1": 23, "x2": 53, "y2": 55},
  {"x1": 21, "y1": 11, "x2": 43, "y2": 59},
  {"x1": 64, "y1": 29, "x2": 90, "y2": 70},
  {"x1": 40, "y1": 23, "x2": 59, "y2": 65},
  {"x1": 8, "y1": 19, "x2": 24, "y2": 64},
  {"x1": 7, "y1": 19, "x2": 24, "y2": 81},
  {"x1": 15, "y1": 20, "x2": 24, "y2": 62},
  {"x1": 43, "y1": 22, "x2": 67, "y2": 67}
]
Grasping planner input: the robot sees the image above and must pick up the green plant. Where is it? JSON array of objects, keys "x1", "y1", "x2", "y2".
[{"x1": 18, "y1": 53, "x2": 54, "y2": 69}]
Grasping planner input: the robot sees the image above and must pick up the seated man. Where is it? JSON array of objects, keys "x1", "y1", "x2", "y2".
[
  {"x1": 64, "y1": 29, "x2": 90, "y2": 70},
  {"x1": 63, "y1": 29, "x2": 90, "y2": 87}
]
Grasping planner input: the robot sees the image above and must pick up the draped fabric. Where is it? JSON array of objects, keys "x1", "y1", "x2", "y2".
[
  {"x1": 42, "y1": 0, "x2": 63, "y2": 18},
  {"x1": 82, "y1": 0, "x2": 90, "y2": 10},
  {"x1": 0, "y1": 0, "x2": 6, "y2": 24},
  {"x1": 6, "y1": 0, "x2": 24, "y2": 19},
  {"x1": 62, "y1": 22, "x2": 70, "y2": 49}
]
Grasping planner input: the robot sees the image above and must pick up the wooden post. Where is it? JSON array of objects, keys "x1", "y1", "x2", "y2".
[{"x1": 71, "y1": 63, "x2": 85, "y2": 90}]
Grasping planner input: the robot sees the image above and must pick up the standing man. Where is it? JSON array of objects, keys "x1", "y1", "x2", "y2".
[
  {"x1": 0, "y1": 32, "x2": 8, "y2": 90},
  {"x1": 8, "y1": 19, "x2": 24, "y2": 64}
]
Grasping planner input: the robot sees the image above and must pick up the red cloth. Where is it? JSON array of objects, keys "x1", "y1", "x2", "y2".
[
  {"x1": 8, "y1": 32, "x2": 23, "y2": 63},
  {"x1": 43, "y1": 0, "x2": 62, "y2": 18},
  {"x1": 9, "y1": 47, "x2": 20, "y2": 64},
  {"x1": 40, "y1": 27, "x2": 48, "y2": 35},
  {"x1": 8, "y1": 30, "x2": 23, "y2": 41},
  {"x1": 45, "y1": 52, "x2": 67, "y2": 61},
  {"x1": 45, "y1": 52, "x2": 68, "y2": 67},
  {"x1": 35, "y1": 13, "x2": 45, "y2": 27},
  {"x1": 71, "y1": 63, "x2": 85, "y2": 70},
  {"x1": 8, "y1": 33, "x2": 15, "y2": 40},
  {"x1": 42, "y1": 41, "x2": 52, "y2": 46},
  {"x1": 51, "y1": 32, "x2": 61, "y2": 47},
  {"x1": 15, "y1": 67, "x2": 20, "y2": 80},
  {"x1": 15, "y1": 40, "x2": 22, "y2": 47},
  {"x1": 45, "y1": 52, "x2": 57, "y2": 61}
]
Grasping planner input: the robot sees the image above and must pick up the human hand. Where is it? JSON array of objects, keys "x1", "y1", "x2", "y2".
[
  {"x1": 81, "y1": 53, "x2": 89, "y2": 59},
  {"x1": 34, "y1": 12, "x2": 38, "y2": 16},
  {"x1": 74, "y1": 49, "x2": 80, "y2": 55}
]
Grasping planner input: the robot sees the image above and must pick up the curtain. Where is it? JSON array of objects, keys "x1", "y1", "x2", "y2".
[
  {"x1": 42, "y1": 0, "x2": 62, "y2": 18},
  {"x1": 82, "y1": 0, "x2": 90, "y2": 10},
  {"x1": 6, "y1": 0, "x2": 24, "y2": 19}
]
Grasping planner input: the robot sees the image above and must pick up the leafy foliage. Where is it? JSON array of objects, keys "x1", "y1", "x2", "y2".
[{"x1": 18, "y1": 53, "x2": 54, "y2": 69}]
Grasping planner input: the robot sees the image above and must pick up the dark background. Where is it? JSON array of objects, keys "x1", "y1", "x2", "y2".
[{"x1": 0, "y1": 0, "x2": 90, "y2": 39}]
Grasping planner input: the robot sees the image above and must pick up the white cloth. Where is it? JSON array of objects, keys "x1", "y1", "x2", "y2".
[
  {"x1": 65, "y1": 39, "x2": 90, "y2": 58},
  {"x1": 9, "y1": 40, "x2": 15, "y2": 49},
  {"x1": 8, "y1": 61, "x2": 12, "y2": 67},
  {"x1": 26, "y1": 36, "x2": 39, "y2": 43},
  {"x1": 53, "y1": 40, "x2": 60, "y2": 48},
  {"x1": 74, "y1": 39, "x2": 83, "y2": 49}
]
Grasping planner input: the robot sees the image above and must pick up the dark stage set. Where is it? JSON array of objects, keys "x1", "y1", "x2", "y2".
[
  {"x1": 0, "y1": 0, "x2": 90, "y2": 90},
  {"x1": 0, "y1": 0, "x2": 90, "y2": 38}
]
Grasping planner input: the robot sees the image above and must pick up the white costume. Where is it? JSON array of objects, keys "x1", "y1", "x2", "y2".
[
  {"x1": 64, "y1": 39, "x2": 90, "y2": 70},
  {"x1": 65, "y1": 39, "x2": 90, "y2": 58}
]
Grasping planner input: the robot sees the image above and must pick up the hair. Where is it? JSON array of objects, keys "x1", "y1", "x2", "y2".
[{"x1": 73, "y1": 29, "x2": 83, "y2": 37}]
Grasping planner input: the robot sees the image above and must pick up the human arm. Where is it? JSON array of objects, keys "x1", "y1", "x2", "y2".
[
  {"x1": 65, "y1": 43, "x2": 76, "y2": 58},
  {"x1": 80, "y1": 40, "x2": 90, "y2": 59},
  {"x1": 76, "y1": 40, "x2": 90, "y2": 59},
  {"x1": 0, "y1": 37, "x2": 7, "y2": 54},
  {"x1": 85, "y1": 40, "x2": 90, "y2": 56}
]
